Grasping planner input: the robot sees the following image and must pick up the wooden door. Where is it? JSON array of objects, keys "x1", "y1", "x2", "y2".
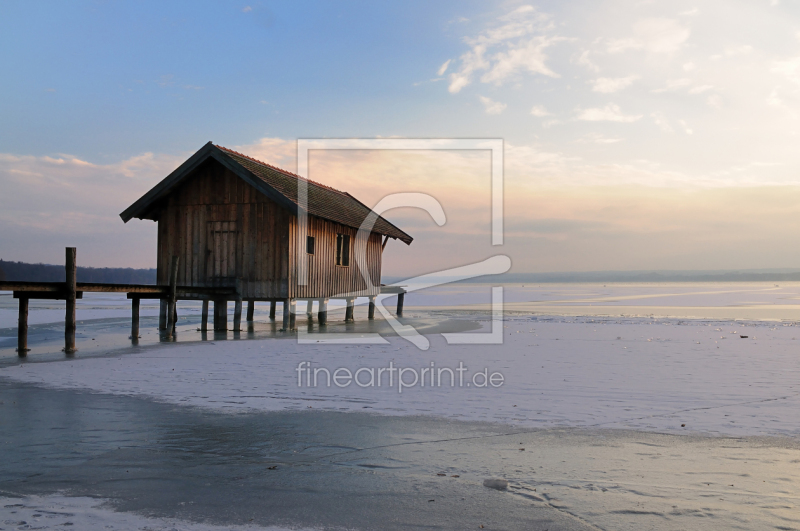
[{"x1": 207, "y1": 221, "x2": 238, "y2": 281}]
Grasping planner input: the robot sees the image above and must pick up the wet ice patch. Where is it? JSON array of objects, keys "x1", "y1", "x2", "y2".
[{"x1": 0, "y1": 494, "x2": 314, "y2": 531}]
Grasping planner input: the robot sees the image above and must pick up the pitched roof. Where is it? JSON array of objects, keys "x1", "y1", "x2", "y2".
[{"x1": 120, "y1": 142, "x2": 412, "y2": 245}]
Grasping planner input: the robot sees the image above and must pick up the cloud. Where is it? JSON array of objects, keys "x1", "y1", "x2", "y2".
[
  {"x1": 448, "y1": 5, "x2": 561, "y2": 93},
  {"x1": 530, "y1": 105, "x2": 551, "y2": 117},
  {"x1": 0, "y1": 149, "x2": 184, "y2": 267},
  {"x1": 652, "y1": 78, "x2": 715, "y2": 96},
  {"x1": 231, "y1": 137, "x2": 297, "y2": 171},
  {"x1": 773, "y1": 56, "x2": 800, "y2": 85},
  {"x1": 479, "y1": 95, "x2": 507, "y2": 115},
  {"x1": 652, "y1": 78, "x2": 693, "y2": 92},
  {"x1": 635, "y1": 18, "x2": 690, "y2": 53},
  {"x1": 687, "y1": 84, "x2": 713, "y2": 94},
  {"x1": 651, "y1": 112, "x2": 674, "y2": 132},
  {"x1": 580, "y1": 133, "x2": 623, "y2": 144},
  {"x1": 706, "y1": 94, "x2": 723, "y2": 108},
  {"x1": 575, "y1": 49, "x2": 600, "y2": 72},
  {"x1": 576, "y1": 103, "x2": 642, "y2": 123},
  {"x1": 156, "y1": 74, "x2": 174, "y2": 87},
  {"x1": 437, "y1": 59, "x2": 451, "y2": 76},
  {"x1": 591, "y1": 75, "x2": 639, "y2": 93},
  {"x1": 242, "y1": 6, "x2": 252, "y2": 13},
  {"x1": 608, "y1": 18, "x2": 690, "y2": 54},
  {"x1": 479, "y1": 36, "x2": 561, "y2": 85}
]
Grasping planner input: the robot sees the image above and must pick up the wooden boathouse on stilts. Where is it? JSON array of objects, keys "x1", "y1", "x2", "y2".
[
  {"x1": 1, "y1": 143, "x2": 412, "y2": 357},
  {"x1": 119, "y1": 142, "x2": 413, "y2": 333}
]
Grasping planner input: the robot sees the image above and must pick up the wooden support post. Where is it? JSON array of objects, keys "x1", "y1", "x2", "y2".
[
  {"x1": 17, "y1": 297, "x2": 29, "y2": 356},
  {"x1": 247, "y1": 300, "x2": 255, "y2": 321},
  {"x1": 282, "y1": 299, "x2": 290, "y2": 330},
  {"x1": 159, "y1": 299, "x2": 168, "y2": 330},
  {"x1": 368, "y1": 296, "x2": 376, "y2": 320},
  {"x1": 289, "y1": 299, "x2": 296, "y2": 329},
  {"x1": 233, "y1": 300, "x2": 242, "y2": 331},
  {"x1": 269, "y1": 301, "x2": 276, "y2": 320},
  {"x1": 306, "y1": 300, "x2": 313, "y2": 320},
  {"x1": 345, "y1": 298, "x2": 355, "y2": 322},
  {"x1": 396, "y1": 292, "x2": 405, "y2": 317},
  {"x1": 201, "y1": 300, "x2": 209, "y2": 331},
  {"x1": 165, "y1": 256, "x2": 179, "y2": 339},
  {"x1": 64, "y1": 247, "x2": 77, "y2": 354},
  {"x1": 131, "y1": 297, "x2": 140, "y2": 342},
  {"x1": 214, "y1": 299, "x2": 227, "y2": 331},
  {"x1": 318, "y1": 299, "x2": 328, "y2": 326}
]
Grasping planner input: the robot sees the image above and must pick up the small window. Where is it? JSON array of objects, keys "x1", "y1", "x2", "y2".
[
  {"x1": 306, "y1": 235, "x2": 315, "y2": 255},
  {"x1": 335, "y1": 234, "x2": 350, "y2": 266}
]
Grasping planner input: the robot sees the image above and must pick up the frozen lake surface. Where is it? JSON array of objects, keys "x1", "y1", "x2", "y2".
[{"x1": 1, "y1": 283, "x2": 799, "y2": 529}]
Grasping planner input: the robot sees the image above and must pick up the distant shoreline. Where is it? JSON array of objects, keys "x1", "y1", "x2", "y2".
[{"x1": 5, "y1": 258, "x2": 800, "y2": 285}]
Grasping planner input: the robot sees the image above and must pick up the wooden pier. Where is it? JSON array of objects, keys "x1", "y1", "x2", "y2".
[{"x1": 1, "y1": 247, "x2": 407, "y2": 357}]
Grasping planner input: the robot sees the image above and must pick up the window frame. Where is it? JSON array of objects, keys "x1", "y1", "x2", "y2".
[{"x1": 335, "y1": 233, "x2": 351, "y2": 267}]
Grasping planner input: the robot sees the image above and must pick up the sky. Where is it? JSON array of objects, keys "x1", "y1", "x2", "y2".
[{"x1": 2, "y1": 0, "x2": 800, "y2": 277}]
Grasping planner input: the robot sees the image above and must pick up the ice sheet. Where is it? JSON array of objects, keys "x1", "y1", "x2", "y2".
[{"x1": 3, "y1": 316, "x2": 799, "y2": 437}]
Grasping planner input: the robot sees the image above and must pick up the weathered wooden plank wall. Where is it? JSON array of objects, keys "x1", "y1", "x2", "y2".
[
  {"x1": 289, "y1": 217, "x2": 382, "y2": 298},
  {"x1": 157, "y1": 159, "x2": 291, "y2": 299},
  {"x1": 155, "y1": 158, "x2": 384, "y2": 300}
]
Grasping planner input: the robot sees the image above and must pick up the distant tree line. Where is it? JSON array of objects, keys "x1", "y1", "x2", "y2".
[{"x1": 0, "y1": 259, "x2": 156, "y2": 284}]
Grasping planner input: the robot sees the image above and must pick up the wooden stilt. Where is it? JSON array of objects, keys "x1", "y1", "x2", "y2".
[
  {"x1": 318, "y1": 299, "x2": 328, "y2": 326},
  {"x1": 289, "y1": 299, "x2": 296, "y2": 329},
  {"x1": 131, "y1": 297, "x2": 140, "y2": 341},
  {"x1": 165, "y1": 256, "x2": 179, "y2": 339},
  {"x1": 214, "y1": 299, "x2": 227, "y2": 331},
  {"x1": 18, "y1": 297, "x2": 29, "y2": 356},
  {"x1": 282, "y1": 298, "x2": 290, "y2": 330},
  {"x1": 64, "y1": 247, "x2": 77, "y2": 354},
  {"x1": 396, "y1": 292, "x2": 405, "y2": 317},
  {"x1": 269, "y1": 300, "x2": 276, "y2": 320},
  {"x1": 159, "y1": 299, "x2": 168, "y2": 330},
  {"x1": 233, "y1": 300, "x2": 242, "y2": 331},
  {"x1": 201, "y1": 300, "x2": 209, "y2": 331},
  {"x1": 345, "y1": 298, "x2": 355, "y2": 322},
  {"x1": 368, "y1": 296, "x2": 376, "y2": 320},
  {"x1": 306, "y1": 300, "x2": 313, "y2": 319},
  {"x1": 247, "y1": 300, "x2": 255, "y2": 321}
]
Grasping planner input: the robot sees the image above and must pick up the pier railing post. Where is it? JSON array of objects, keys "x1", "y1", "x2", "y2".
[
  {"x1": 159, "y1": 299, "x2": 168, "y2": 330},
  {"x1": 201, "y1": 300, "x2": 209, "y2": 331},
  {"x1": 64, "y1": 247, "x2": 77, "y2": 354},
  {"x1": 131, "y1": 297, "x2": 140, "y2": 343},
  {"x1": 233, "y1": 299, "x2": 243, "y2": 331},
  {"x1": 282, "y1": 299, "x2": 290, "y2": 330},
  {"x1": 18, "y1": 297, "x2": 29, "y2": 356},
  {"x1": 165, "y1": 256, "x2": 179, "y2": 339},
  {"x1": 317, "y1": 299, "x2": 328, "y2": 326},
  {"x1": 213, "y1": 299, "x2": 227, "y2": 331}
]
